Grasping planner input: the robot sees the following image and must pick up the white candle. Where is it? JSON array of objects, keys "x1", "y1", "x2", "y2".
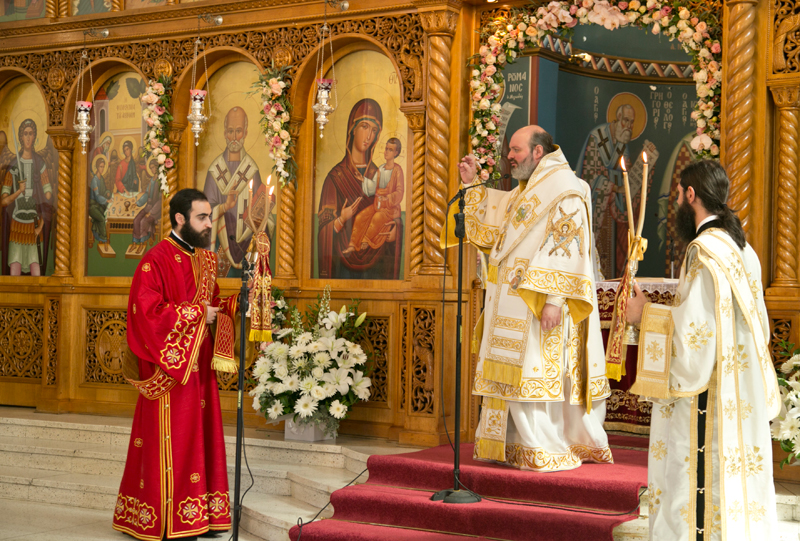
[
  {"x1": 637, "y1": 152, "x2": 648, "y2": 238},
  {"x1": 620, "y1": 156, "x2": 635, "y2": 232}
]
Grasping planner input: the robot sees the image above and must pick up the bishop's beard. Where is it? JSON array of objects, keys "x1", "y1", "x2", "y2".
[
  {"x1": 180, "y1": 221, "x2": 212, "y2": 249},
  {"x1": 676, "y1": 199, "x2": 697, "y2": 244}
]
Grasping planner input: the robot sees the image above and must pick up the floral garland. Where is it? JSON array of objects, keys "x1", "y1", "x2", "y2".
[
  {"x1": 141, "y1": 75, "x2": 175, "y2": 197},
  {"x1": 254, "y1": 65, "x2": 298, "y2": 188},
  {"x1": 471, "y1": 0, "x2": 721, "y2": 182}
]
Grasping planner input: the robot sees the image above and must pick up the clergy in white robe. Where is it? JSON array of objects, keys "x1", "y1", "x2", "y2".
[
  {"x1": 443, "y1": 126, "x2": 612, "y2": 472},
  {"x1": 626, "y1": 159, "x2": 779, "y2": 540}
]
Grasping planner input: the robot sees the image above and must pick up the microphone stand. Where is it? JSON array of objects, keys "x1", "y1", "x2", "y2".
[
  {"x1": 431, "y1": 182, "x2": 484, "y2": 505},
  {"x1": 232, "y1": 257, "x2": 251, "y2": 540}
]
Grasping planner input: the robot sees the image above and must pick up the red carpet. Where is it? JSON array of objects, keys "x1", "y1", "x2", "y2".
[{"x1": 289, "y1": 441, "x2": 648, "y2": 541}]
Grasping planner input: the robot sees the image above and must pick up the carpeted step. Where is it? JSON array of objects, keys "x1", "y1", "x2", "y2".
[
  {"x1": 366, "y1": 443, "x2": 647, "y2": 514},
  {"x1": 294, "y1": 483, "x2": 637, "y2": 541},
  {"x1": 289, "y1": 519, "x2": 496, "y2": 540}
]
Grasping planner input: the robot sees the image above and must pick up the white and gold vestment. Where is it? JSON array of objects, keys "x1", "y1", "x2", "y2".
[
  {"x1": 445, "y1": 149, "x2": 612, "y2": 472},
  {"x1": 631, "y1": 228, "x2": 779, "y2": 540}
]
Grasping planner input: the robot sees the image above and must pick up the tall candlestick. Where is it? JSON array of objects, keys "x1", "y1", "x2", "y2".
[
  {"x1": 636, "y1": 151, "x2": 648, "y2": 237},
  {"x1": 620, "y1": 157, "x2": 635, "y2": 235}
]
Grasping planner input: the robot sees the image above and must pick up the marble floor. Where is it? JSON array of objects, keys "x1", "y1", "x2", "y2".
[{"x1": 0, "y1": 498, "x2": 261, "y2": 541}]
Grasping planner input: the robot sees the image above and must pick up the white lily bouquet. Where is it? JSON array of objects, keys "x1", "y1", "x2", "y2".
[
  {"x1": 250, "y1": 286, "x2": 372, "y2": 438},
  {"x1": 771, "y1": 340, "x2": 800, "y2": 467}
]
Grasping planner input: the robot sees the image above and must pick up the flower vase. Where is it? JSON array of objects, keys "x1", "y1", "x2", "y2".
[{"x1": 284, "y1": 419, "x2": 334, "y2": 442}]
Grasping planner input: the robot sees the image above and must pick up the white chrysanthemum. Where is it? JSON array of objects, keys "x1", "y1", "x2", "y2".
[
  {"x1": 289, "y1": 344, "x2": 307, "y2": 359},
  {"x1": 306, "y1": 341, "x2": 323, "y2": 353},
  {"x1": 322, "y1": 382, "x2": 338, "y2": 397},
  {"x1": 294, "y1": 395, "x2": 319, "y2": 418},
  {"x1": 351, "y1": 370, "x2": 372, "y2": 401},
  {"x1": 778, "y1": 413, "x2": 800, "y2": 441},
  {"x1": 252, "y1": 395, "x2": 261, "y2": 412},
  {"x1": 329, "y1": 400, "x2": 348, "y2": 419},
  {"x1": 264, "y1": 342, "x2": 278, "y2": 356},
  {"x1": 782, "y1": 361, "x2": 795, "y2": 374},
  {"x1": 297, "y1": 332, "x2": 314, "y2": 346},
  {"x1": 267, "y1": 400, "x2": 284, "y2": 420},
  {"x1": 258, "y1": 373, "x2": 272, "y2": 386},
  {"x1": 272, "y1": 382, "x2": 287, "y2": 395},
  {"x1": 253, "y1": 359, "x2": 270, "y2": 378},
  {"x1": 273, "y1": 363, "x2": 289, "y2": 379},
  {"x1": 299, "y1": 377, "x2": 316, "y2": 395},
  {"x1": 322, "y1": 368, "x2": 353, "y2": 396},
  {"x1": 294, "y1": 357, "x2": 309, "y2": 371},
  {"x1": 310, "y1": 386, "x2": 327, "y2": 400},
  {"x1": 283, "y1": 374, "x2": 301, "y2": 392},
  {"x1": 273, "y1": 343, "x2": 290, "y2": 358},
  {"x1": 312, "y1": 367, "x2": 325, "y2": 380},
  {"x1": 314, "y1": 352, "x2": 332, "y2": 367}
]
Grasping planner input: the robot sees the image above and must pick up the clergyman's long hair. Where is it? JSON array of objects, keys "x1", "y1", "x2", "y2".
[{"x1": 679, "y1": 159, "x2": 746, "y2": 249}]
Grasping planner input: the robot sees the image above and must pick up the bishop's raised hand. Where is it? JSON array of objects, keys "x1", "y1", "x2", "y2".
[{"x1": 458, "y1": 155, "x2": 479, "y2": 185}]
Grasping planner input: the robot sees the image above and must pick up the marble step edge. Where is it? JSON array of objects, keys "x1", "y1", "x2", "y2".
[
  {"x1": 239, "y1": 492, "x2": 334, "y2": 540},
  {"x1": 0, "y1": 417, "x2": 371, "y2": 471}
]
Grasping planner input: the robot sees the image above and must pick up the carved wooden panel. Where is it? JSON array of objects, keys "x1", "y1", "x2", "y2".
[
  {"x1": 84, "y1": 309, "x2": 128, "y2": 385},
  {"x1": 774, "y1": 0, "x2": 800, "y2": 74},
  {"x1": 411, "y1": 307, "x2": 436, "y2": 415},
  {"x1": 217, "y1": 366, "x2": 255, "y2": 393},
  {"x1": 45, "y1": 299, "x2": 59, "y2": 386},
  {"x1": 0, "y1": 306, "x2": 44, "y2": 379},
  {"x1": 360, "y1": 316, "x2": 389, "y2": 404},
  {"x1": 400, "y1": 306, "x2": 407, "y2": 410},
  {"x1": 3, "y1": 13, "x2": 424, "y2": 128},
  {"x1": 771, "y1": 317, "x2": 793, "y2": 366}
]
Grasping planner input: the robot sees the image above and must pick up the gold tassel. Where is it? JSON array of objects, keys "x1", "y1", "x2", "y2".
[
  {"x1": 474, "y1": 438, "x2": 506, "y2": 462},
  {"x1": 212, "y1": 355, "x2": 238, "y2": 374},
  {"x1": 606, "y1": 362, "x2": 622, "y2": 382},
  {"x1": 483, "y1": 360, "x2": 522, "y2": 387},
  {"x1": 249, "y1": 329, "x2": 272, "y2": 342},
  {"x1": 487, "y1": 264, "x2": 498, "y2": 285}
]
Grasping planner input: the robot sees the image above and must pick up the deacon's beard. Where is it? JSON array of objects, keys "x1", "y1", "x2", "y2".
[
  {"x1": 180, "y1": 221, "x2": 212, "y2": 249},
  {"x1": 676, "y1": 199, "x2": 698, "y2": 244},
  {"x1": 511, "y1": 155, "x2": 538, "y2": 181}
]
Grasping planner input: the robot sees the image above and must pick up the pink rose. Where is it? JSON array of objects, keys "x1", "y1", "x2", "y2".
[
  {"x1": 487, "y1": 135, "x2": 497, "y2": 143},
  {"x1": 487, "y1": 156, "x2": 496, "y2": 166},
  {"x1": 618, "y1": 2, "x2": 628, "y2": 10},
  {"x1": 690, "y1": 17, "x2": 699, "y2": 26},
  {"x1": 274, "y1": 103, "x2": 283, "y2": 112},
  {"x1": 660, "y1": 6, "x2": 671, "y2": 15},
  {"x1": 696, "y1": 21, "x2": 707, "y2": 32},
  {"x1": 480, "y1": 169, "x2": 490, "y2": 181},
  {"x1": 272, "y1": 135, "x2": 282, "y2": 146},
  {"x1": 491, "y1": 115, "x2": 500, "y2": 124},
  {"x1": 652, "y1": 11, "x2": 662, "y2": 21},
  {"x1": 711, "y1": 42, "x2": 721, "y2": 54},
  {"x1": 162, "y1": 145, "x2": 171, "y2": 154},
  {"x1": 152, "y1": 82, "x2": 164, "y2": 93},
  {"x1": 164, "y1": 158, "x2": 174, "y2": 168},
  {"x1": 146, "y1": 117, "x2": 155, "y2": 127},
  {"x1": 154, "y1": 105, "x2": 165, "y2": 115},
  {"x1": 567, "y1": 18, "x2": 578, "y2": 28},
  {"x1": 485, "y1": 64, "x2": 497, "y2": 76},
  {"x1": 263, "y1": 103, "x2": 272, "y2": 114},
  {"x1": 569, "y1": 4, "x2": 578, "y2": 14}
]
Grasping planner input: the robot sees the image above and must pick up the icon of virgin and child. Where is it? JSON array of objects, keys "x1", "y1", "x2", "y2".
[{"x1": 317, "y1": 98, "x2": 405, "y2": 280}]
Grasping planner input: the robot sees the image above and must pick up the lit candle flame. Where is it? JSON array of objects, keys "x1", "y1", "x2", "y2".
[
  {"x1": 268, "y1": 185, "x2": 274, "y2": 196},
  {"x1": 642, "y1": 151, "x2": 648, "y2": 164},
  {"x1": 620, "y1": 156, "x2": 626, "y2": 172},
  {"x1": 266, "y1": 174, "x2": 271, "y2": 185},
  {"x1": 249, "y1": 179, "x2": 253, "y2": 191}
]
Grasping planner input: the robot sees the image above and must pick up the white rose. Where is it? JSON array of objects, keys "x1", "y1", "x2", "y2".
[
  {"x1": 479, "y1": 99, "x2": 491, "y2": 110},
  {"x1": 157, "y1": 153, "x2": 166, "y2": 165},
  {"x1": 693, "y1": 69, "x2": 708, "y2": 83},
  {"x1": 696, "y1": 118, "x2": 706, "y2": 128},
  {"x1": 491, "y1": 103, "x2": 502, "y2": 113}
]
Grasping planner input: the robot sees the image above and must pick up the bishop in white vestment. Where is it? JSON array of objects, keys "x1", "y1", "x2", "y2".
[
  {"x1": 626, "y1": 160, "x2": 779, "y2": 540},
  {"x1": 444, "y1": 126, "x2": 612, "y2": 472}
]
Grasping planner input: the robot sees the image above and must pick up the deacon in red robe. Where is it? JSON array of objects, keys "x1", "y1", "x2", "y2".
[{"x1": 113, "y1": 189, "x2": 238, "y2": 540}]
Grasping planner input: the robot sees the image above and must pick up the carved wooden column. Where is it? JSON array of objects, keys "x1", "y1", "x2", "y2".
[
  {"x1": 49, "y1": 132, "x2": 75, "y2": 278},
  {"x1": 770, "y1": 86, "x2": 800, "y2": 290},
  {"x1": 416, "y1": 1, "x2": 460, "y2": 275},
  {"x1": 723, "y1": 0, "x2": 757, "y2": 235},
  {"x1": 275, "y1": 119, "x2": 301, "y2": 281},
  {"x1": 402, "y1": 107, "x2": 426, "y2": 275},
  {"x1": 57, "y1": 0, "x2": 68, "y2": 17},
  {"x1": 45, "y1": 0, "x2": 58, "y2": 18},
  {"x1": 162, "y1": 125, "x2": 183, "y2": 239},
  {"x1": 110, "y1": 0, "x2": 124, "y2": 11}
]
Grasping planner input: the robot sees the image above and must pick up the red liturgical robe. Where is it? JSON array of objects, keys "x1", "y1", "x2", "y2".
[{"x1": 113, "y1": 237, "x2": 236, "y2": 540}]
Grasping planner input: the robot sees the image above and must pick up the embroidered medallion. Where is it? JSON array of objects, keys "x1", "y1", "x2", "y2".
[
  {"x1": 134, "y1": 438, "x2": 143, "y2": 447},
  {"x1": 539, "y1": 205, "x2": 584, "y2": 258},
  {"x1": 140, "y1": 479, "x2": 144, "y2": 489},
  {"x1": 175, "y1": 254, "x2": 182, "y2": 263},
  {"x1": 192, "y1": 362, "x2": 199, "y2": 373},
  {"x1": 509, "y1": 268, "x2": 523, "y2": 291},
  {"x1": 201, "y1": 399, "x2": 206, "y2": 408},
  {"x1": 190, "y1": 473, "x2": 201, "y2": 483},
  {"x1": 132, "y1": 304, "x2": 137, "y2": 314}
]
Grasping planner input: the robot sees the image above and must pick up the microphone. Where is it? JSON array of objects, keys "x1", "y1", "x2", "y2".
[{"x1": 448, "y1": 179, "x2": 494, "y2": 206}]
